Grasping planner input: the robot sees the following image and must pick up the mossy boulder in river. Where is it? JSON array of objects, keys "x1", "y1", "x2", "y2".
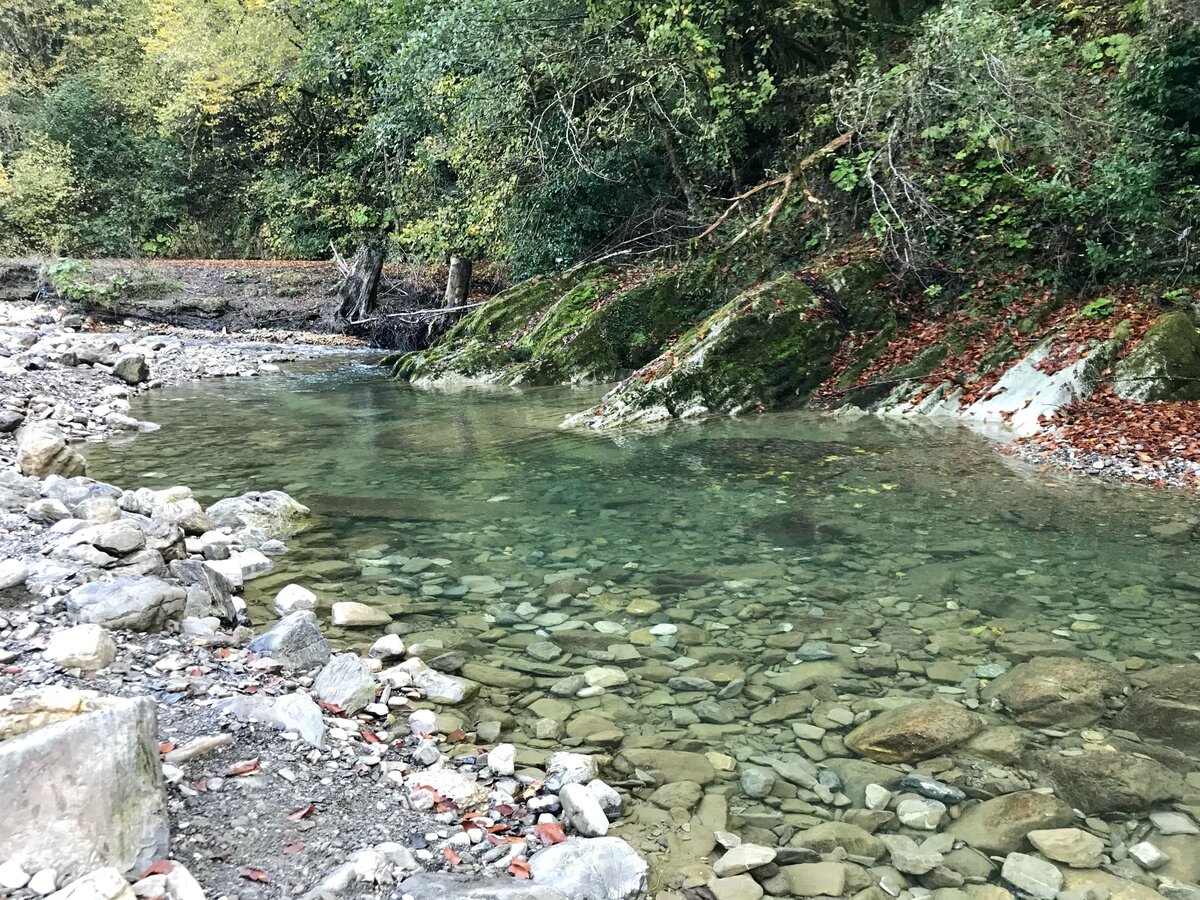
[
  {"x1": 393, "y1": 255, "x2": 738, "y2": 385},
  {"x1": 1113, "y1": 310, "x2": 1200, "y2": 401},
  {"x1": 562, "y1": 268, "x2": 867, "y2": 428}
]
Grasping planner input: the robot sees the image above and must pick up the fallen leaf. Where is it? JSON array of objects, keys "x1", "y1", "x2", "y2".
[
  {"x1": 140, "y1": 860, "x2": 174, "y2": 878},
  {"x1": 239, "y1": 868, "x2": 269, "y2": 883},
  {"x1": 508, "y1": 858, "x2": 531, "y2": 879},
  {"x1": 287, "y1": 803, "x2": 315, "y2": 821},
  {"x1": 227, "y1": 758, "x2": 261, "y2": 776},
  {"x1": 443, "y1": 848, "x2": 462, "y2": 866},
  {"x1": 157, "y1": 742, "x2": 177, "y2": 755},
  {"x1": 360, "y1": 730, "x2": 381, "y2": 744},
  {"x1": 283, "y1": 842, "x2": 305, "y2": 856},
  {"x1": 319, "y1": 700, "x2": 347, "y2": 716},
  {"x1": 534, "y1": 822, "x2": 567, "y2": 845}
]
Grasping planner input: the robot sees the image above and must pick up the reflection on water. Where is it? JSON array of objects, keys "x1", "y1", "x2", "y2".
[{"x1": 85, "y1": 360, "x2": 1200, "y2": 760}]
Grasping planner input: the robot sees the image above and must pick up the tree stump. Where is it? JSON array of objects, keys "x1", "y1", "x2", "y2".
[{"x1": 336, "y1": 245, "x2": 384, "y2": 324}]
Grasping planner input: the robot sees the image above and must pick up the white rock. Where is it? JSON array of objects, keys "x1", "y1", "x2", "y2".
[
  {"x1": 408, "y1": 709, "x2": 437, "y2": 736},
  {"x1": 369, "y1": 633, "x2": 405, "y2": 660},
  {"x1": 547, "y1": 751, "x2": 598, "y2": 790},
  {"x1": 0, "y1": 558, "x2": 29, "y2": 590},
  {"x1": 583, "y1": 666, "x2": 629, "y2": 688},
  {"x1": 713, "y1": 843, "x2": 776, "y2": 877},
  {"x1": 1002, "y1": 852, "x2": 1064, "y2": 900},
  {"x1": 29, "y1": 869, "x2": 58, "y2": 896},
  {"x1": 47, "y1": 867, "x2": 133, "y2": 900},
  {"x1": 44, "y1": 624, "x2": 117, "y2": 671},
  {"x1": 865, "y1": 783, "x2": 893, "y2": 810},
  {"x1": 331, "y1": 601, "x2": 391, "y2": 627},
  {"x1": 897, "y1": 796, "x2": 946, "y2": 830},
  {"x1": 0, "y1": 860, "x2": 30, "y2": 890},
  {"x1": 1129, "y1": 841, "x2": 1170, "y2": 870},
  {"x1": 488, "y1": 743, "x2": 516, "y2": 776},
  {"x1": 273, "y1": 584, "x2": 316, "y2": 616},
  {"x1": 559, "y1": 782, "x2": 610, "y2": 837}
]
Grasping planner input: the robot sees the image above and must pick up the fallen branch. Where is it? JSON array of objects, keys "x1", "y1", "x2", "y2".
[
  {"x1": 697, "y1": 132, "x2": 852, "y2": 243},
  {"x1": 349, "y1": 300, "x2": 489, "y2": 326}
]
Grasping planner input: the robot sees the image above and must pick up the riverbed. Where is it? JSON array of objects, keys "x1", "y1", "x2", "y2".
[{"x1": 79, "y1": 357, "x2": 1200, "y2": 890}]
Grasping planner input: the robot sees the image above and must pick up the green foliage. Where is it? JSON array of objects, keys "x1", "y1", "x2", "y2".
[
  {"x1": 1080, "y1": 296, "x2": 1116, "y2": 318},
  {"x1": 0, "y1": 133, "x2": 76, "y2": 252}
]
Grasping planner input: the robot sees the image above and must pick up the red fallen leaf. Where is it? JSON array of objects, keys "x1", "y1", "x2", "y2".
[
  {"x1": 158, "y1": 742, "x2": 177, "y2": 755},
  {"x1": 485, "y1": 823, "x2": 510, "y2": 834},
  {"x1": 534, "y1": 823, "x2": 567, "y2": 845},
  {"x1": 508, "y1": 859, "x2": 531, "y2": 879},
  {"x1": 243, "y1": 684, "x2": 259, "y2": 694},
  {"x1": 319, "y1": 700, "x2": 347, "y2": 716},
  {"x1": 239, "y1": 868, "x2": 269, "y2": 883},
  {"x1": 287, "y1": 803, "x2": 315, "y2": 821},
  {"x1": 283, "y1": 842, "x2": 305, "y2": 856},
  {"x1": 3, "y1": 666, "x2": 21, "y2": 674},
  {"x1": 190, "y1": 779, "x2": 208, "y2": 792},
  {"x1": 446, "y1": 729, "x2": 466, "y2": 742},
  {"x1": 442, "y1": 848, "x2": 462, "y2": 866},
  {"x1": 494, "y1": 804, "x2": 514, "y2": 817},
  {"x1": 188, "y1": 667, "x2": 202, "y2": 676},
  {"x1": 360, "y1": 730, "x2": 382, "y2": 744},
  {"x1": 227, "y1": 758, "x2": 261, "y2": 776},
  {"x1": 140, "y1": 860, "x2": 174, "y2": 877}
]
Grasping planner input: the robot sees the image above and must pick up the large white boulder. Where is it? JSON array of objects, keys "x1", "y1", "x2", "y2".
[{"x1": 0, "y1": 690, "x2": 169, "y2": 876}]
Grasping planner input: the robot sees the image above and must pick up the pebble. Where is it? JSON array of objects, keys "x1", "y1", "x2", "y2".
[
  {"x1": 0, "y1": 861, "x2": 29, "y2": 891},
  {"x1": 1128, "y1": 841, "x2": 1170, "y2": 870},
  {"x1": 897, "y1": 797, "x2": 946, "y2": 830},
  {"x1": 27, "y1": 869, "x2": 57, "y2": 896}
]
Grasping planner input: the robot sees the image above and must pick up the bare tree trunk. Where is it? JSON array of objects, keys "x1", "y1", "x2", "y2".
[
  {"x1": 444, "y1": 256, "x2": 472, "y2": 307},
  {"x1": 427, "y1": 256, "x2": 473, "y2": 343},
  {"x1": 336, "y1": 245, "x2": 384, "y2": 323},
  {"x1": 654, "y1": 121, "x2": 701, "y2": 219}
]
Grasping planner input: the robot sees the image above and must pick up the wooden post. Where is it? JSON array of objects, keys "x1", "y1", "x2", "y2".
[{"x1": 444, "y1": 256, "x2": 472, "y2": 307}]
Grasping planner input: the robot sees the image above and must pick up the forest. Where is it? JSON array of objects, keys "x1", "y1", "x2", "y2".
[{"x1": 2, "y1": 0, "x2": 1198, "y2": 290}]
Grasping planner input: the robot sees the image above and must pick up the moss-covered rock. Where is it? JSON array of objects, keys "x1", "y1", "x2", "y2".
[
  {"x1": 395, "y1": 254, "x2": 738, "y2": 385},
  {"x1": 563, "y1": 273, "x2": 846, "y2": 428},
  {"x1": 1113, "y1": 310, "x2": 1200, "y2": 401}
]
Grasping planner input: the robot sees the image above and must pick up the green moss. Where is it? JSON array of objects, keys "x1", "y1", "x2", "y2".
[
  {"x1": 1113, "y1": 310, "x2": 1200, "y2": 401},
  {"x1": 397, "y1": 253, "x2": 741, "y2": 385}
]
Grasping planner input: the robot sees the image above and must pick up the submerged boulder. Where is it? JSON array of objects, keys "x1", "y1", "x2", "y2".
[
  {"x1": 982, "y1": 656, "x2": 1127, "y2": 727},
  {"x1": 1113, "y1": 663, "x2": 1200, "y2": 752},
  {"x1": 1038, "y1": 749, "x2": 1184, "y2": 814},
  {"x1": 947, "y1": 792, "x2": 1075, "y2": 854},
  {"x1": 1114, "y1": 311, "x2": 1200, "y2": 401},
  {"x1": 845, "y1": 701, "x2": 981, "y2": 763}
]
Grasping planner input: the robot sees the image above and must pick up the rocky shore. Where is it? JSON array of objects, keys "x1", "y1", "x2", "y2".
[{"x1": 1, "y1": 297, "x2": 1199, "y2": 900}]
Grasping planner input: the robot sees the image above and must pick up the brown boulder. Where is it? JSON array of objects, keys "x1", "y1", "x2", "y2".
[
  {"x1": 982, "y1": 657, "x2": 1127, "y2": 727},
  {"x1": 1038, "y1": 750, "x2": 1183, "y2": 814},
  {"x1": 947, "y1": 792, "x2": 1075, "y2": 854},
  {"x1": 1112, "y1": 664, "x2": 1200, "y2": 752},
  {"x1": 845, "y1": 702, "x2": 981, "y2": 763}
]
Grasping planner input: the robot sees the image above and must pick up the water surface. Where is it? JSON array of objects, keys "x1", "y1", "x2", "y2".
[{"x1": 84, "y1": 361, "x2": 1200, "y2": 757}]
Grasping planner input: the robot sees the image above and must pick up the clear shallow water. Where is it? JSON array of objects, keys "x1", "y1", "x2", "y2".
[{"x1": 83, "y1": 361, "x2": 1200, "y2": 757}]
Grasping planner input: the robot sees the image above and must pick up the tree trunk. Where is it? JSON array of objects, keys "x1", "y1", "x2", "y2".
[
  {"x1": 655, "y1": 121, "x2": 701, "y2": 219},
  {"x1": 336, "y1": 245, "x2": 384, "y2": 324},
  {"x1": 444, "y1": 256, "x2": 472, "y2": 307}
]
